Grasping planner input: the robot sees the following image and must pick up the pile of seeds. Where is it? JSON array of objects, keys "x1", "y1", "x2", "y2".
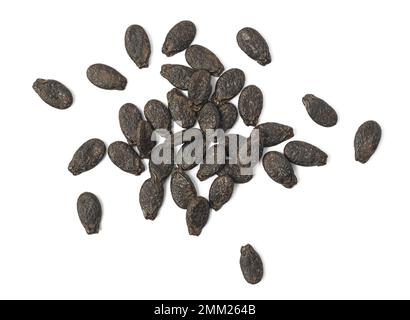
[{"x1": 33, "y1": 21, "x2": 382, "y2": 285}]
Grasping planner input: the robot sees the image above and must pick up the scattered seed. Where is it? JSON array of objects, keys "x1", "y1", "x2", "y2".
[
  {"x1": 284, "y1": 140, "x2": 328, "y2": 166},
  {"x1": 125, "y1": 25, "x2": 151, "y2": 69},
  {"x1": 186, "y1": 196, "x2": 210, "y2": 236},
  {"x1": 212, "y1": 68, "x2": 245, "y2": 104},
  {"x1": 238, "y1": 85, "x2": 263, "y2": 126},
  {"x1": 33, "y1": 79, "x2": 73, "y2": 110},
  {"x1": 185, "y1": 44, "x2": 224, "y2": 76},
  {"x1": 162, "y1": 20, "x2": 196, "y2": 57},
  {"x1": 167, "y1": 88, "x2": 197, "y2": 129},
  {"x1": 354, "y1": 120, "x2": 382, "y2": 163},
  {"x1": 188, "y1": 69, "x2": 212, "y2": 107},
  {"x1": 119, "y1": 103, "x2": 143, "y2": 146},
  {"x1": 108, "y1": 141, "x2": 145, "y2": 175},
  {"x1": 68, "y1": 138, "x2": 106, "y2": 176},
  {"x1": 209, "y1": 175, "x2": 234, "y2": 211},
  {"x1": 144, "y1": 99, "x2": 172, "y2": 131},
  {"x1": 302, "y1": 94, "x2": 338, "y2": 127},
  {"x1": 160, "y1": 64, "x2": 194, "y2": 90},
  {"x1": 77, "y1": 192, "x2": 102, "y2": 235},
  {"x1": 198, "y1": 102, "x2": 220, "y2": 132},
  {"x1": 170, "y1": 168, "x2": 197, "y2": 209},
  {"x1": 237, "y1": 27, "x2": 271, "y2": 66},
  {"x1": 139, "y1": 178, "x2": 164, "y2": 220},
  {"x1": 240, "y1": 244, "x2": 263, "y2": 284},
  {"x1": 87, "y1": 64, "x2": 127, "y2": 90},
  {"x1": 263, "y1": 151, "x2": 297, "y2": 188},
  {"x1": 254, "y1": 122, "x2": 294, "y2": 147}
]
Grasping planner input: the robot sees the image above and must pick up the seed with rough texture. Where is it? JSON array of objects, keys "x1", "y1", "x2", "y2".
[
  {"x1": 302, "y1": 94, "x2": 338, "y2": 127},
  {"x1": 217, "y1": 164, "x2": 253, "y2": 184},
  {"x1": 119, "y1": 103, "x2": 143, "y2": 146},
  {"x1": 198, "y1": 102, "x2": 220, "y2": 132},
  {"x1": 170, "y1": 168, "x2": 197, "y2": 209},
  {"x1": 162, "y1": 21, "x2": 196, "y2": 57},
  {"x1": 237, "y1": 27, "x2": 271, "y2": 66},
  {"x1": 68, "y1": 139, "x2": 106, "y2": 176},
  {"x1": 108, "y1": 141, "x2": 145, "y2": 175},
  {"x1": 125, "y1": 25, "x2": 151, "y2": 69},
  {"x1": 209, "y1": 175, "x2": 234, "y2": 211},
  {"x1": 240, "y1": 244, "x2": 263, "y2": 284},
  {"x1": 212, "y1": 68, "x2": 245, "y2": 104},
  {"x1": 188, "y1": 70, "x2": 212, "y2": 107},
  {"x1": 197, "y1": 144, "x2": 226, "y2": 181},
  {"x1": 135, "y1": 120, "x2": 156, "y2": 159},
  {"x1": 144, "y1": 99, "x2": 172, "y2": 131},
  {"x1": 254, "y1": 122, "x2": 294, "y2": 147},
  {"x1": 263, "y1": 151, "x2": 297, "y2": 188},
  {"x1": 77, "y1": 192, "x2": 102, "y2": 235},
  {"x1": 139, "y1": 178, "x2": 164, "y2": 221},
  {"x1": 284, "y1": 141, "x2": 328, "y2": 167},
  {"x1": 185, "y1": 45, "x2": 224, "y2": 76},
  {"x1": 354, "y1": 120, "x2": 382, "y2": 163},
  {"x1": 186, "y1": 196, "x2": 210, "y2": 236},
  {"x1": 238, "y1": 85, "x2": 263, "y2": 126},
  {"x1": 160, "y1": 64, "x2": 194, "y2": 90},
  {"x1": 167, "y1": 88, "x2": 197, "y2": 129},
  {"x1": 176, "y1": 140, "x2": 206, "y2": 171},
  {"x1": 87, "y1": 64, "x2": 127, "y2": 90},
  {"x1": 218, "y1": 103, "x2": 238, "y2": 131},
  {"x1": 33, "y1": 79, "x2": 73, "y2": 110}
]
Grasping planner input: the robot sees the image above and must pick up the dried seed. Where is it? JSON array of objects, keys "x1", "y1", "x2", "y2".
[
  {"x1": 217, "y1": 164, "x2": 253, "y2": 184},
  {"x1": 185, "y1": 45, "x2": 224, "y2": 76},
  {"x1": 263, "y1": 151, "x2": 297, "y2": 188},
  {"x1": 209, "y1": 175, "x2": 234, "y2": 211},
  {"x1": 170, "y1": 168, "x2": 197, "y2": 209},
  {"x1": 212, "y1": 68, "x2": 245, "y2": 104},
  {"x1": 108, "y1": 141, "x2": 145, "y2": 175},
  {"x1": 68, "y1": 138, "x2": 106, "y2": 176},
  {"x1": 162, "y1": 21, "x2": 196, "y2": 57},
  {"x1": 160, "y1": 64, "x2": 194, "y2": 90},
  {"x1": 139, "y1": 178, "x2": 164, "y2": 220},
  {"x1": 77, "y1": 192, "x2": 102, "y2": 235},
  {"x1": 254, "y1": 122, "x2": 294, "y2": 147},
  {"x1": 302, "y1": 94, "x2": 338, "y2": 127},
  {"x1": 125, "y1": 25, "x2": 151, "y2": 69},
  {"x1": 238, "y1": 85, "x2": 263, "y2": 126},
  {"x1": 144, "y1": 99, "x2": 172, "y2": 131},
  {"x1": 237, "y1": 27, "x2": 271, "y2": 66},
  {"x1": 188, "y1": 70, "x2": 212, "y2": 106},
  {"x1": 284, "y1": 140, "x2": 328, "y2": 166},
  {"x1": 119, "y1": 103, "x2": 143, "y2": 146},
  {"x1": 240, "y1": 244, "x2": 263, "y2": 284},
  {"x1": 186, "y1": 196, "x2": 210, "y2": 236},
  {"x1": 218, "y1": 103, "x2": 238, "y2": 131},
  {"x1": 176, "y1": 139, "x2": 206, "y2": 171},
  {"x1": 149, "y1": 143, "x2": 175, "y2": 183},
  {"x1": 354, "y1": 120, "x2": 382, "y2": 163},
  {"x1": 167, "y1": 88, "x2": 197, "y2": 129},
  {"x1": 33, "y1": 79, "x2": 73, "y2": 110},
  {"x1": 135, "y1": 120, "x2": 156, "y2": 159},
  {"x1": 198, "y1": 102, "x2": 220, "y2": 132},
  {"x1": 86, "y1": 64, "x2": 127, "y2": 90},
  {"x1": 197, "y1": 144, "x2": 226, "y2": 181}
]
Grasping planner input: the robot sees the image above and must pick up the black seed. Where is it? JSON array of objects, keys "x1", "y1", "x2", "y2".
[
  {"x1": 119, "y1": 103, "x2": 143, "y2": 146},
  {"x1": 108, "y1": 141, "x2": 145, "y2": 175},
  {"x1": 186, "y1": 196, "x2": 210, "y2": 236},
  {"x1": 162, "y1": 21, "x2": 196, "y2": 57},
  {"x1": 176, "y1": 139, "x2": 206, "y2": 171},
  {"x1": 284, "y1": 140, "x2": 328, "y2": 166},
  {"x1": 188, "y1": 70, "x2": 212, "y2": 106},
  {"x1": 139, "y1": 178, "x2": 164, "y2": 221},
  {"x1": 86, "y1": 64, "x2": 127, "y2": 90},
  {"x1": 263, "y1": 151, "x2": 297, "y2": 188},
  {"x1": 125, "y1": 25, "x2": 151, "y2": 69},
  {"x1": 354, "y1": 120, "x2": 382, "y2": 163},
  {"x1": 209, "y1": 175, "x2": 234, "y2": 211},
  {"x1": 198, "y1": 102, "x2": 220, "y2": 132},
  {"x1": 33, "y1": 79, "x2": 73, "y2": 110},
  {"x1": 170, "y1": 168, "x2": 197, "y2": 209},
  {"x1": 218, "y1": 103, "x2": 238, "y2": 131},
  {"x1": 197, "y1": 144, "x2": 226, "y2": 181},
  {"x1": 253, "y1": 122, "x2": 294, "y2": 147},
  {"x1": 185, "y1": 45, "x2": 224, "y2": 76},
  {"x1": 237, "y1": 27, "x2": 271, "y2": 66},
  {"x1": 144, "y1": 99, "x2": 172, "y2": 131},
  {"x1": 68, "y1": 138, "x2": 106, "y2": 176},
  {"x1": 240, "y1": 244, "x2": 263, "y2": 284},
  {"x1": 302, "y1": 94, "x2": 338, "y2": 127},
  {"x1": 77, "y1": 192, "x2": 102, "y2": 235},
  {"x1": 238, "y1": 85, "x2": 263, "y2": 126},
  {"x1": 149, "y1": 144, "x2": 175, "y2": 183},
  {"x1": 212, "y1": 68, "x2": 245, "y2": 103},
  {"x1": 217, "y1": 164, "x2": 253, "y2": 184},
  {"x1": 135, "y1": 120, "x2": 156, "y2": 159},
  {"x1": 167, "y1": 88, "x2": 197, "y2": 129},
  {"x1": 160, "y1": 64, "x2": 194, "y2": 90}
]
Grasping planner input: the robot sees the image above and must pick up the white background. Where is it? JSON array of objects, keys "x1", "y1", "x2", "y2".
[{"x1": 0, "y1": 0, "x2": 408, "y2": 299}]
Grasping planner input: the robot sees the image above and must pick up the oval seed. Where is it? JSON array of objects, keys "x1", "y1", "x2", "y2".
[
  {"x1": 237, "y1": 27, "x2": 271, "y2": 66},
  {"x1": 212, "y1": 68, "x2": 245, "y2": 104},
  {"x1": 238, "y1": 85, "x2": 263, "y2": 126},
  {"x1": 185, "y1": 45, "x2": 224, "y2": 76},
  {"x1": 354, "y1": 120, "x2": 382, "y2": 163},
  {"x1": 119, "y1": 103, "x2": 143, "y2": 146},
  {"x1": 162, "y1": 20, "x2": 196, "y2": 57},
  {"x1": 33, "y1": 79, "x2": 73, "y2": 110},
  {"x1": 197, "y1": 144, "x2": 226, "y2": 181},
  {"x1": 108, "y1": 141, "x2": 145, "y2": 175},
  {"x1": 218, "y1": 103, "x2": 238, "y2": 131},
  {"x1": 198, "y1": 102, "x2": 220, "y2": 132},
  {"x1": 86, "y1": 64, "x2": 127, "y2": 90},
  {"x1": 186, "y1": 196, "x2": 210, "y2": 236},
  {"x1": 125, "y1": 25, "x2": 151, "y2": 69},
  {"x1": 77, "y1": 192, "x2": 102, "y2": 235},
  {"x1": 135, "y1": 120, "x2": 156, "y2": 159},
  {"x1": 284, "y1": 140, "x2": 328, "y2": 166},
  {"x1": 170, "y1": 168, "x2": 197, "y2": 209},
  {"x1": 160, "y1": 64, "x2": 194, "y2": 90},
  {"x1": 209, "y1": 175, "x2": 234, "y2": 211},
  {"x1": 188, "y1": 70, "x2": 212, "y2": 107},
  {"x1": 263, "y1": 151, "x2": 297, "y2": 188},
  {"x1": 240, "y1": 244, "x2": 264, "y2": 284},
  {"x1": 176, "y1": 140, "x2": 206, "y2": 171},
  {"x1": 302, "y1": 94, "x2": 338, "y2": 127},
  {"x1": 68, "y1": 138, "x2": 106, "y2": 176},
  {"x1": 144, "y1": 99, "x2": 172, "y2": 131},
  {"x1": 253, "y1": 122, "x2": 294, "y2": 147},
  {"x1": 139, "y1": 178, "x2": 164, "y2": 221},
  {"x1": 167, "y1": 88, "x2": 197, "y2": 129}
]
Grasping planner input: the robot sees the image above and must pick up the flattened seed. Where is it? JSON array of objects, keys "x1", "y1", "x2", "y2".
[
  {"x1": 240, "y1": 244, "x2": 263, "y2": 284},
  {"x1": 119, "y1": 103, "x2": 143, "y2": 146},
  {"x1": 125, "y1": 25, "x2": 151, "y2": 69},
  {"x1": 237, "y1": 27, "x2": 271, "y2": 66},
  {"x1": 162, "y1": 20, "x2": 196, "y2": 57},
  {"x1": 68, "y1": 138, "x2": 106, "y2": 176},
  {"x1": 108, "y1": 141, "x2": 145, "y2": 175},
  {"x1": 87, "y1": 64, "x2": 127, "y2": 90},
  {"x1": 170, "y1": 168, "x2": 197, "y2": 209},
  {"x1": 135, "y1": 120, "x2": 156, "y2": 159},
  {"x1": 77, "y1": 192, "x2": 102, "y2": 235},
  {"x1": 302, "y1": 94, "x2": 338, "y2": 127},
  {"x1": 263, "y1": 151, "x2": 297, "y2": 188},
  {"x1": 176, "y1": 139, "x2": 206, "y2": 171},
  {"x1": 354, "y1": 120, "x2": 382, "y2": 163},
  {"x1": 33, "y1": 79, "x2": 73, "y2": 110},
  {"x1": 253, "y1": 122, "x2": 294, "y2": 147},
  {"x1": 217, "y1": 164, "x2": 253, "y2": 184},
  {"x1": 167, "y1": 88, "x2": 197, "y2": 129},
  {"x1": 188, "y1": 70, "x2": 212, "y2": 106},
  {"x1": 197, "y1": 144, "x2": 226, "y2": 181},
  {"x1": 218, "y1": 103, "x2": 238, "y2": 131},
  {"x1": 238, "y1": 85, "x2": 263, "y2": 126},
  {"x1": 284, "y1": 140, "x2": 328, "y2": 167},
  {"x1": 149, "y1": 143, "x2": 175, "y2": 182},
  {"x1": 209, "y1": 175, "x2": 234, "y2": 211},
  {"x1": 144, "y1": 99, "x2": 172, "y2": 131},
  {"x1": 186, "y1": 196, "x2": 210, "y2": 236},
  {"x1": 185, "y1": 45, "x2": 224, "y2": 76},
  {"x1": 212, "y1": 68, "x2": 245, "y2": 104},
  {"x1": 198, "y1": 102, "x2": 220, "y2": 131},
  {"x1": 139, "y1": 178, "x2": 164, "y2": 220},
  {"x1": 160, "y1": 64, "x2": 194, "y2": 90}
]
